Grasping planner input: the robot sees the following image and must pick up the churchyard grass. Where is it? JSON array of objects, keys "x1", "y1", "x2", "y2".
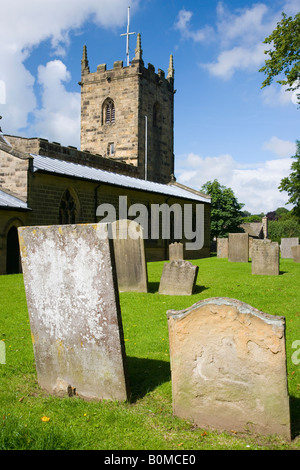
[{"x1": 0, "y1": 257, "x2": 300, "y2": 450}]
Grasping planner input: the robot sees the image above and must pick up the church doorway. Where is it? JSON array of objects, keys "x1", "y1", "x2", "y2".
[{"x1": 6, "y1": 226, "x2": 21, "y2": 274}]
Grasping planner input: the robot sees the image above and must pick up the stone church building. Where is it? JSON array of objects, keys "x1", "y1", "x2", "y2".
[{"x1": 0, "y1": 34, "x2": 211, "y2": 274}]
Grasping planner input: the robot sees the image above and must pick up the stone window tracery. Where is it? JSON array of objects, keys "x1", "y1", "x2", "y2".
[
  {"x1": 59, "y1": 189, "x2": 77, "y2": 224},
  {"x1": 104, "y1": 99, "x2": 115, "y2": 124}
]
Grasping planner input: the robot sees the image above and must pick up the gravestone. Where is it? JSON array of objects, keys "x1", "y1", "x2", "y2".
[
  {"x1": 228, "y1": 233, "x2": 249, "y2": 262},
  {"x1": 291, "y1": 245, "x2": 300, "y2": 262},
  {"x1": 167, "y1": 298, "x2": 291, "y2": 440},
  {"x1": 251, "y1": 239, "x2": 279, "y2": 275},
  {"x1": 217, "y1": 238, "x2": 228, "y2": 258},
  {"x1": 18, "y1": 223, "x2": 130, "y2": 401},
  {"x1": 159, "y1": 260, "x2": 198, "y2": 296},
  {"x1": 111, "y1": 219, "x2": 148, "y2": 293},
  {"x1": 169, "y1": 242, "x2": 184, "y2": 261},
  {"x1": 280, "y1": 238, "x2": 299, "y2": 258}
]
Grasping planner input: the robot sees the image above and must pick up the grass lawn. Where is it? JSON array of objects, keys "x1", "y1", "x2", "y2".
[{"x1": 0, "y1": 256, "x2": 300, "y2": 450}]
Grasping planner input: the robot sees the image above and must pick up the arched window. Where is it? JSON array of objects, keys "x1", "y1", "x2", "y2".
[
  {"x1": 104, "y1": 99, "x2": 115, "y2": 124},
  {"x1": 59, "y1": 189, "x2": 77, "y2": 224}
]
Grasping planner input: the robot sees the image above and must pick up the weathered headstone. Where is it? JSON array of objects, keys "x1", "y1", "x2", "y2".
[
  {"x1": 251, "y1": 239, "x2": 279, "y2": 275},
  {"x1": 18, "y1": 223, "x2": 130, "y2": 401},
  {"x1": 169, "y1": 242, "x2": 184, "y2": 261},
  {"x1": 280, "y1": 238, "x2": 299, "y2": 258},
  {"x1": 217, "y1": 238, "x2": 228, "y2": 258},
  {"x1": 228, "y1": 233, "x2": 249, "y2": 262},
  {"x1": 167, "y1": 297, "x2": 291, "y2": 440},
  {"x1": 111, "y1": 219, "x2": 148, "y2": 293},
  {"x1": 291, "y1": 245, "x2": 300, "y2": 262},
  {"x1": 159, "y1": 260, "x2": 198, "y2": 296}
]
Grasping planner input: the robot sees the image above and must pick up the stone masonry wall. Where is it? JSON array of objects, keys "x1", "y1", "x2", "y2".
[{"x1": 0, "y1": 144, "x2": 30, "y2": 201}]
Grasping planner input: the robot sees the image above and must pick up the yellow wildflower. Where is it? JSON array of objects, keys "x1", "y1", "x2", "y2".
[{"x1": 41, "y1": 416, "x2": 50, "y2": 422}]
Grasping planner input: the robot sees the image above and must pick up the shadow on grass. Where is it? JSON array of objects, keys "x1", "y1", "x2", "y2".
[
  {"x1": 290, "y1": 396, "x2": 300, "y2": 440},
  {"x1": 126, "y1": 356, "x2": 171, "y2": 403},
  {"x1": 147, "y1": 282, "x2": 208, "y2": 295}
]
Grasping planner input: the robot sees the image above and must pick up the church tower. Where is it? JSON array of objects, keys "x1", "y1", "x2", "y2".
[{"x1": 79, "y1": 34, "x2": 175, "y2": 184}]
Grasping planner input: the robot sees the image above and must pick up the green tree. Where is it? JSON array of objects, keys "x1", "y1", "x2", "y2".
[
  {"x1": 201, "y1": 179, "x2": 244, "y2": 240},
  {"x1": 259, "y1": 12, "x2": 300, "y2": 102},
  {"x1": 279, "y1": 141, "x2": 300, "y2": 218}
]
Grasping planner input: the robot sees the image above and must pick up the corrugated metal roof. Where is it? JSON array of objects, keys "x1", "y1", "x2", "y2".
[
  {"x1": 0, "y1": 190, "x2": 29, "y2": 210},
  {"x1": 32, "y1": 154, "x2": 211, "y2": 203}
]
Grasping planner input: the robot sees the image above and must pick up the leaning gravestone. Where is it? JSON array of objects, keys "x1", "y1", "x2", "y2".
[
  {"x1": 228, "y1": 233, "x2": 249, "y2": 262},
  {"x1": 167, "y1": 298, "x2": 291, "y2": 440},
  {"x1": 169, "y1": 242, "x2": 184, "y2": 261},
  {"x1": 251, "y1": 239, "x2": 279, "y2": 275},
  {"x1": 159, "y1": 260, "x2": 198, "y2": 295},
  {"x1": 111, "y1": 219, "x2": 148, "y2": 293},
  {"x1": 291, "y1": 245, "x2": 300, "y2": 262},
  {"x1": 217, "y1": 238, "x2": 228, "y2": 258},
  {"x1": 280, "y1": 237, "x2": 299, "y2": 258},
  {"x1": 18, "y1": 223, "x2": 130, "y2": 401}
]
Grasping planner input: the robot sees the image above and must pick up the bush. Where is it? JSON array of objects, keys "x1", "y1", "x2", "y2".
[{"x1": 268, "y1": 218, "x2": 300, "y2": 243}]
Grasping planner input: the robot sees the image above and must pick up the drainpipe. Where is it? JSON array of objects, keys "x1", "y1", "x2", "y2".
[
  {"x1": 94, "y1": 183, "x2": 102, "y2": 222},
  {"x1": 145, "y1": 115, "x2": 148, "y2": 181}
]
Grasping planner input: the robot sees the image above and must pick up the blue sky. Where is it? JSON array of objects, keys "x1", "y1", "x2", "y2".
[{"x1": 0, "y1": 0, "x2": 299, "y2": 214}]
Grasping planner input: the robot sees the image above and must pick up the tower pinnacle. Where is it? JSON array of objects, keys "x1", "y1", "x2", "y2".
[
  {"x1": 81, "y1": 45, "x2": 90, "y2": 74},
  {"x1": 167, "y1": 54, "x2": 174, "y2": 80},
  {"x1": 134, "y1": 33, "x2": 143, "y2": 62}
]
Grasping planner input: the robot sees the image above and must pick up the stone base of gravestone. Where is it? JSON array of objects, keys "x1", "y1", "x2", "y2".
[
  {"x1": 291, "y1": 245, "x2": 300, "y2": 262},
  {"x1": 18, "y1": 223, "x2": 130, "y2": 402},
  {"x1": 228, "y1": 233, "x2": 249, "y2": 262},
  {"x1": 159, "y1": 260, "x2": 198, "y2": 296},
  {"x1": 217, "y1": 238, "x2": 228, "y2": 258},
  {"x1": 280, "y1": 238, "x2": 299, "y2": 258},
  {"x1": 169, "y1": 242, "x2": 184, "y2": 261},
  {"x1": 167, "y1": 298, "x2": 291, "y2": 441},
  {"x1": 251, "y1": 239, "x2": 279, "y2": 275},
  {"x1": 111, "y1": 219, "x2": 148, "y2": 293}
]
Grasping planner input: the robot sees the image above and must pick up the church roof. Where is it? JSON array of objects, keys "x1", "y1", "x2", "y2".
[
  {"x1": 31, "y1": 154, "x2": 211, "y2": 204},
  {"x1": 0, "y1": 132, "x2": 12, "y2": 146},
  {"x1": 0, "y1": 189, "x2": 30, "y2": 210}
]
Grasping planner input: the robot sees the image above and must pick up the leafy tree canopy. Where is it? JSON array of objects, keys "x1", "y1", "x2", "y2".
[
  {"x1": 201, "y1": 179, "x2": 244, "y2": 240},
  {"x1": 259, "y1": 12, "x2": 300, "y2": 101},
  {"x1": 279, "y1": 141, "x2": 300, "y2": 218}
]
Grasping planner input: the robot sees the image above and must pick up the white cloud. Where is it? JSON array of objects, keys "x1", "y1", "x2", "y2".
[
  {"x1": 216, "y1": 2, "x2": 271, "y2": 47},
  {"x1": 284, "y1": 0, "x2": 300, "y2": 15},
  {"x1": 204, "y1": 43, "x2": 266, "y2": 79},
  {"x1": 176, "y1": 152, "x2": 293, "y2": 214},
  {"x1": 263, "y1": 137, "x2": 297, "y2": 158},
  {"x1": 0, "y1": 81, "x2": 6, "y2": 105},
  {"x1": 261, "y1": 79, "x2": 300, "y2": 107},
  {"x1": 174, "y1": 9, "x2": 215, "y2": 43},
  {"x1": 0, "y1": 0, "x2": 139, "y2": 137},
  {"x1": 28, "y1": 60, "x2": 81, "y2": 147},
  {"x1": 201, "y1": 2, "x2": 277, "y2": 79}
]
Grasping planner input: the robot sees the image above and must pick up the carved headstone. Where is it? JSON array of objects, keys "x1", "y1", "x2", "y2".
[
  {"x1": 228, "y1": 233, "x2": 249, "y2": 262},
  {"x1": 169, "y1": 242, "x2": 184, "y2": 261},
  {"x1": 217, "y1": 238, "x2": 228, "y2": 258},
  {"x1": 291, "y1": 245, "x2": 300, "y2": 262},
  {"x1": 251, "y1": 239, "x2": 279, "y2": 275},
  {"x1": 280, "y1": 238, "x2": 299, "y2": 258},
  {"x1": 111, "y1": 219, "x2": 148, "y2": 293},
  {"x1": 18, "y1": 223, "x2": 130, "y2": 401},
  {"x1": 159, "y1": 260, "x2": 198, "y2": 296},
  {"x1": 167, "y1": 298, "x2": 291, "y2": 440}
]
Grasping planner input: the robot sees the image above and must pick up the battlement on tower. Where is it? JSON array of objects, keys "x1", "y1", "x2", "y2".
[{"x1": 80, "y1": 33, "x2": 175, "y2": 184}]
